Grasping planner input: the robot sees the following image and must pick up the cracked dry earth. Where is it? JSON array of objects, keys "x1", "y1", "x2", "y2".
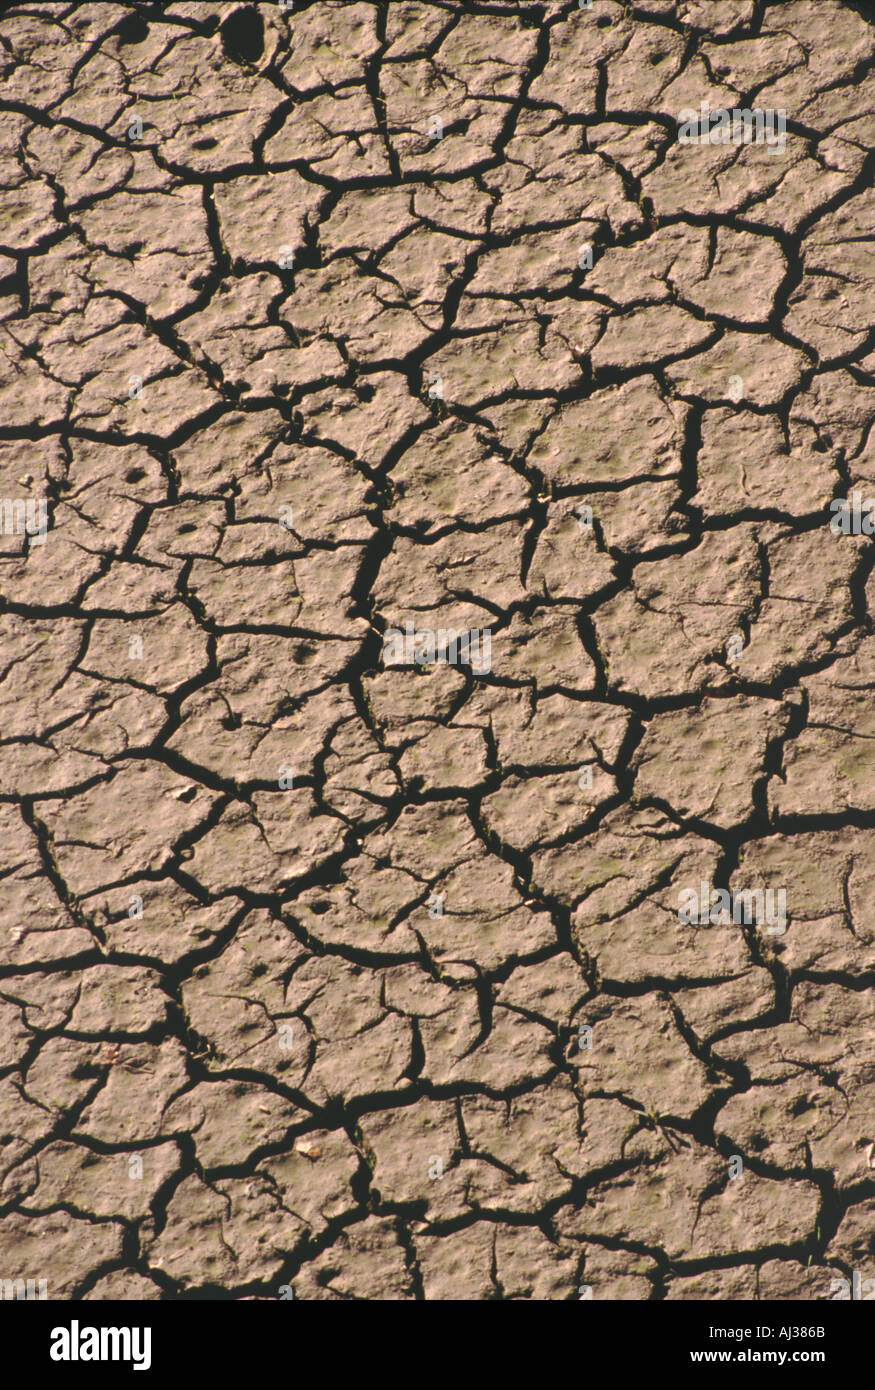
[{"x1": 1, "y1": 0, "x2": 875, "y2": 1306}]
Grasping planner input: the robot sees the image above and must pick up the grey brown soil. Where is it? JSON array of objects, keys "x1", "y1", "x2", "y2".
[{"x1": 0, "y1": 0, "x2": 874, "y2": 1301}]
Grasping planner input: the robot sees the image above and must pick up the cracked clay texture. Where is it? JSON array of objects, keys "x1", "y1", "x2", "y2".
[{"x1": 0, "y1": 0, "x2": 874, "y2": 1303}]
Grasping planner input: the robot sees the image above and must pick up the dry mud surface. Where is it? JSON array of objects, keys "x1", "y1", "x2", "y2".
[{"x1": 0, "y1": 0, "x2": 874, "y2": 1302}]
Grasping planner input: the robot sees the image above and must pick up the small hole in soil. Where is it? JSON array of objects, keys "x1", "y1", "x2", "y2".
[
  {"x1": 220, "y1": 5, "x2": 264, "y2": 64},
  {"x1": 117, "y1": 12, "x2": 149, "y2": 45}
]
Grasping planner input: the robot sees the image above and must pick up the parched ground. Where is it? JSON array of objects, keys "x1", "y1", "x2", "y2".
[{"x1": 0, "y1": 0, "x2": 874, "y2": 1302}]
